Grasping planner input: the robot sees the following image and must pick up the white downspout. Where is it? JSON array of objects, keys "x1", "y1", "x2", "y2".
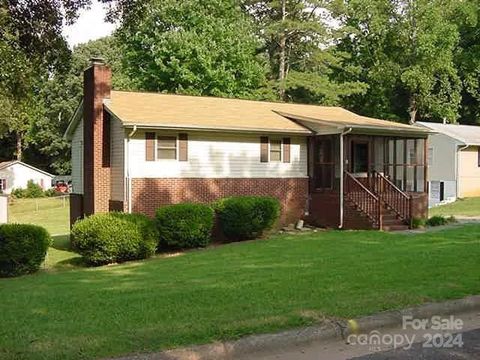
[
  {"x1": 126, "y1": 125, "x2": 137, "y2": 213},
  {"x1": 339, "y1": 127, "x2": 353, "y2": 229},
  {"x1": 456, "y1": 144, "x2": 468, "y2": 200}
]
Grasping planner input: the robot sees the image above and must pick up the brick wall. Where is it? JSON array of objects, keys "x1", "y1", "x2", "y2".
[
  {"x1": 131, "y1": 177, "x2": 309, "y2": 225},
  {"x1": 83, "y1": 61, "x2": 111, "y2": 216}
]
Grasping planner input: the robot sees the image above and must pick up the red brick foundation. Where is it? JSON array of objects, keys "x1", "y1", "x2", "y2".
[{"x1": 131, "y1": 178, "x2": 309, "y2": 226}]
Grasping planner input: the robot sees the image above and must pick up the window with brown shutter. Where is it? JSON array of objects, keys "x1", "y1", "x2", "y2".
[
  {"x1": 260, "y1": 136, "x2": 269, "y2": 162},
  {"x1": 283, "y1": 138, "x2": 291, "y2": 163},
  {"x1": 179, "y1": 133, "x2": 188, "y2": 161},
  {"x1": 145, "y1": 132, "x2": 155, "y2": 161},
  {"x1": 270, "y1": 139, "x2": 282, "y2": 162},
  {"x1": 157, "y1": 136, "x2": 177, "y2": 159}
]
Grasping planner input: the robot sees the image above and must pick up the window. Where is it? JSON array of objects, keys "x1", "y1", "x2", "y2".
[
  {"x1": 0, "y1": 179, "x2": 5, "y2": 191},
  {"x1": 157, "y1": 136, "x2": 177, "y2": 160},
  {"x1": 478, "y1": 147, "x2": 480, "y2": 167},
  {"x1": 270, "y1": 139, "x2": 282, "y2": 162}
]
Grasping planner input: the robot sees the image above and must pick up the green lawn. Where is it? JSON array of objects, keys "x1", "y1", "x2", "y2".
[
  {"x1": 8, "y1": 197, "x2": 70, "y2": 235},
  {"x1": 430, "y1": 197, "x2": 480, "y2": 217},
  {"x1": 1, "y1": 226, "x2": 480, "y2": 360}
]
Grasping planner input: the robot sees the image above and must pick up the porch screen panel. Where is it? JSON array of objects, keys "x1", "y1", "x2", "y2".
[
  {"x1": 405, "y1": 139, "x2": 416, "y2": 191},
  {"x1": 314, "y1": 137, "x2": 334, "y2": 190},
  {"x1": 386, "y1": 139, "x2": 395, "y2": 179},
  {"x1": 395, "y1": 140, "x2": 404, "y2": 190},
  {"x1": 374, "y1": 138, "x2": 384, "y2": 173},
  {"x1": 416, "y1": 139, "x2": 426, "y2": 192}
]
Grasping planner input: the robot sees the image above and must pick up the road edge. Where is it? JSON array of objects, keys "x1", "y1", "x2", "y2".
[{"x1": 109, "y1": 295, "x2": 480, "y2": 360}]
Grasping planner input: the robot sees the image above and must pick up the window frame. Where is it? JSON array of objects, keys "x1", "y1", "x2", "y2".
[
  {"x1": 156, "y1": 135, "x2": 178, "y2": 161},
  {"x1": 0, "y1": 178, "x2": 6, "y2": 191},
  {"x1": 269, "y1": 138, "x2": 282, "y2": 162},
  {"x1": 477, "y1": 147, "x2": 480, "y2": 168}
]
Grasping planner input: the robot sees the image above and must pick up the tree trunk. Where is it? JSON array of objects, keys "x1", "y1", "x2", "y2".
[
  {"x1": 278, "y1": 0, "x2": 287, "y2": 100},
  {"x1": 408, "y1": 96, "x2": 417, "y2": 124},
  {"x1": 16, "y1": 132, "x2": 22, "y2": 161}
]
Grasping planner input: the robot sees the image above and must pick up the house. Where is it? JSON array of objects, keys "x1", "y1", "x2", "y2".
[
  {"x1": 0, "y1": 160, "x2": 54, "y2": 194},
  {"x1": 417, "y1": 122, "x2": 480, "y2": 206},
  {"x1": 65, "y1": 59, "x2": 431, "y2": 231}
]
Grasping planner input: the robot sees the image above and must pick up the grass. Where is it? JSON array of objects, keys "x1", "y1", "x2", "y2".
[
  {"x1": 429, "y1": 197, "x2": 480, "y2": 217},
  {"x1": 8, "y1": 197, "x2": 70, "y2": 235},
  {"x1": 1, "y1": 225, "x2": 480, "y2": 360}
]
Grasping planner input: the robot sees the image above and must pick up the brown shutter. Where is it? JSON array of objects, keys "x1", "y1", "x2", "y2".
[
  {"x1": 145, "y1": 132, "x2": 155, "y2": 161},
  {"x1": 260, "y1": 136, "x2": 269, "y2": 162},
  {"x1": 179, "y1": 133, "x2": 188, "y2": 161},
  {"x1": 283, "y1": 137, "x2": 291, "y2": 163}
]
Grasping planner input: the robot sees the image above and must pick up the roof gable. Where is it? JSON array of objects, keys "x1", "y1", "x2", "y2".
[{"x1": 0, "y1": 160, "x2": 54, "y2": 177}]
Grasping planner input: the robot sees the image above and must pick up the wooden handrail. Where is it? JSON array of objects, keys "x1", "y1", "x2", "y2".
[
  {"x1": 371, "y1": 170, "x2": 411, "y2": 223},
  {"x1": 344, "y1": 171, "x2": 382, "y2": 229}
]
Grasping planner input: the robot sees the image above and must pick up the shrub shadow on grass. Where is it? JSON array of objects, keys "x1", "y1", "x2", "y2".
[{"x1": 51, "y1": 234, "x2": 71, "y2": 251}]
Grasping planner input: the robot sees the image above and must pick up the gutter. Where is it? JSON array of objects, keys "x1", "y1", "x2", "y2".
[
  {"x1": 456, "y1": 143, "x2": 469, "y2": 200},
  {"x1": 338, "y1": 127, "x2": 353, "y2": 229},
  {"x1": 126, "y1": 125, "x2": 138, "y2": 213}
]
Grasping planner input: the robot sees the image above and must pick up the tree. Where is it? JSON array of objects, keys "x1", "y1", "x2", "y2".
[
  {"x1": 0, "y1": 0, "x2": 89, "y2": 161},
  {"x1": 116, "y1": 0, "x2": 266, "y2": 97},
  {"x1": 30, "y1": 36, "x2": 130, "y2": 174},
  {"x1": 243, "y1": 0, "x2": 367, "y2": 103},
  {"x1": 336, "y1": 0, "x2": 462, "y2": 123},
  {"x1": 455, "y1": 0, "x2": 480, "y2": 124}
]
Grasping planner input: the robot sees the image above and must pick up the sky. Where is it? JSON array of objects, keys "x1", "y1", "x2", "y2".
[{"x1": 62, "y1": 1, "x2": 116, "y2": 48}]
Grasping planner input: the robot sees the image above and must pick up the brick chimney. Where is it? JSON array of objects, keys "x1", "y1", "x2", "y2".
[{"x1": 83, "y1": 58, "x2": 112, "y2": 215}]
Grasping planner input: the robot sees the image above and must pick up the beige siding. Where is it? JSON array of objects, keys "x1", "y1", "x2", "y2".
[
  {"x1": 458, "y1": 146, "x2": 480, "y2": 197},
  {"x1": 110, "y1": 117, "x2": 125, "y2": 201},
  {"x1": 71, "y1": 118, "x2": 83, "y2": 194},
  {"x1": 128, "y1": 130, "x2": 308, "y2": 179}
]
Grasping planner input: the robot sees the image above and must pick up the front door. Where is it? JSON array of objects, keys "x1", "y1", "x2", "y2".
[{"x1": 350, "y1": 141, "x2": 369, "y2": 174}]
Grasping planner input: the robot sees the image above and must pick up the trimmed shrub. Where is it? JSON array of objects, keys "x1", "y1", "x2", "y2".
[
  {"x1": 216, "y1": 196, "x2": 281, "y2": 240},
  {"x1": 110, "y1": 212, "x2": 159, "y2": 255},
  {"x1": 155, "y1": 203, "x2": 214, "y2": 249},
  {"x1": 44, "y1": 188, "x2": 59, "y2": 197},
  {"x1": 11, "y1": 180, "x2": 45, "y2": 198},
  {"x1": 426, "y1": 215, "x2": 448, "y2": 227},
  {"x1": 11, "y1": 188, "x2": 26, "y2": 198},
  {"x1": 0, "y1": 224, "x2": 51, "y2": 277},
  {"x1": 71, "y1": 212, "x2": 157, "y2": 266}
]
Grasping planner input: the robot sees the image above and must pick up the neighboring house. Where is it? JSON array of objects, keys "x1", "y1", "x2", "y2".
[
  {"x1": 417, "y1": 122, "x2": 480, "y2": 206},
  {"x1": 65, "y1": 59, "x2": 431, "y2": 231},
  {"x1": 0, "y1": 160, "x2": 54, "y2": 194}
]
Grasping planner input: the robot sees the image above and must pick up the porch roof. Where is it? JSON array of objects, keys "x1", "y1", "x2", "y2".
[{"x1": 279, "y1": 112, "x2": 431, "y2": 137}]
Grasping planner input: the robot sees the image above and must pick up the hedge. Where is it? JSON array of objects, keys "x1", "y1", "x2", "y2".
[
  {"x1": 0, "y1": 224, "x2": 51, "y2": 277},
  {"x1": 71, "y1": 212, "x2": 157, "y2": 266},
  {"x1": 155, "y1": 203, "x2": 214, "y2": 249},
  {"x1": 215, "y1": 196, "x2": 281, "y2": 240}
]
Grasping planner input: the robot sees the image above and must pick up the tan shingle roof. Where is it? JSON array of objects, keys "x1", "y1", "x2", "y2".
[{"x1": 104, "y1": 90, "x2": 426, "y2": 135}]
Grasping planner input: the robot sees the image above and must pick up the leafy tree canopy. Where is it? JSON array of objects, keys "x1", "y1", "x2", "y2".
[{"x1": 116, "y1": 0, "x2": 266, "y2": 97}]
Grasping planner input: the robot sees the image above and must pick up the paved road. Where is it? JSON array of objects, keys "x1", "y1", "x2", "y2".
[
  {"x1": 240, "y1": 311, "x2": 480, "y2": 360},
  {"x1": 352, "y1": 328, "x2": 480, "y2": 359}
]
